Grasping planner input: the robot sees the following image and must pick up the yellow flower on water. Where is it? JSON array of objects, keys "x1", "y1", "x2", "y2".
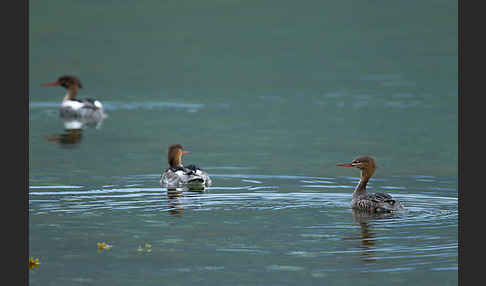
[
  {"x1": 137, "y1": 243, "x2": 152, "y2": 254},
  {"x1": 97, "y1": 242, "x2": 112, "y2": 251},
  {"x1": 29, "y1": 257, "x2": 40, "y2": 270}
]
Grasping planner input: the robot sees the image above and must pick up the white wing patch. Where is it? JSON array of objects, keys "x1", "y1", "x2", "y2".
[
  {"x1": 160, "y1": 168, "x2": 212, "y2": 188},
  {"x1": 61, "y1": 100, "x2": 84, "y2": 111}
]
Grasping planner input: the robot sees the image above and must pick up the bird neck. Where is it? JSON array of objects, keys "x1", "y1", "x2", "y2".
[
  {"x1": 63, "y1": 87, "x2": 78, "y2": 101},
  {"x1": 353, "y1": 171, "x2": 371, "y2": 198},
  {"x1": 169, "y1": 155, "x2": 183, "y2": 169},
  {"x1": 353, "y1": 178, "x2": 368, "y2": 197}
]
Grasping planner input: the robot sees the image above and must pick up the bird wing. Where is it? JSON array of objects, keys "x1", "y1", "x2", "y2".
[
  {"x1": 367, "y1": 192, "x2": 400, "y2": 211},
  {"x1": 184, "y1": 164, "x2": 212, "y2": 187},
  {"x1": 77, "y1": 98, "x2": 99, "y2": 110},
  {"x1": 370, "y1": 192, "x2": 394, "y2": 202},
  {"x1": 161, "y1": 168, "x2": 186, "y2": 187}
]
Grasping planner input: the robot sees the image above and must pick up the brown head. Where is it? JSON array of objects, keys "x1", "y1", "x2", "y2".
[
  {"x1": 337, "y1": 155, "x2": 377, "y2": 180},
  {"x1": 42, "y1": 75, "x2": 82, "y2": 99},
  {"x1": 41, "y1": 75, "x2": 83, "y2": 89},
  {"x1": 167, "y1": 144, "x2": 190, "y2": 168}
]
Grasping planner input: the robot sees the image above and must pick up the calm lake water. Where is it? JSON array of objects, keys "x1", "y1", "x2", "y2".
[{"x1": 29, "y1": 0, "x2": 457, "y2": 285}]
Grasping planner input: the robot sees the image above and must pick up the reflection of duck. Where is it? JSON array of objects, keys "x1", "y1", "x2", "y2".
[
  {"x1": 41, "y1": 75, "x2": 106, "y2": 121},
  {"x1": 45, "y1": 117, "x2": 104, "y2": 147},
  {"x1": 349, "y1": 209, "x2": 381, "y2": 263},
  {"x1": 160, "y1": 144, "x2": 212, "y2": 190},
  {"x1": 342, "y1": 210, "x2": 394, "y2": 263},
  {"x1": 46, "y1": 128, "x2": 83, "y2": 146},
  {"x1": 166, "y1": 188, "x2": 186, "y2": 215},
  {"x1": 337, "y1": 156, "x2": 403, "y2": 212},
  {"x1": 350, "y1": 209, "x2": 402, "y2": 263}
]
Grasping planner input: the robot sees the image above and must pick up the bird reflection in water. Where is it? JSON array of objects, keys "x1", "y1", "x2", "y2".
[
  {"x1": 166, "y1": 187, "x2": 206, "y2": 216},
  {"x1": 45, "y1": 117, "x2": 105, "y2": 147},
  {"x1": 352, "y1": 210, "x2": 380, "y2": 263},
  {"x1": 343, "y1": 209, "x2": 398, "y2": 263},
  {"x1": 167, "y1": 187, "x2": 186, "y2": 215}
]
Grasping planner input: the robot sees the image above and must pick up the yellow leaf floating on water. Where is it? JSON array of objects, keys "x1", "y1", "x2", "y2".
[
  {"x1": 29, "y1": 257, "x2": 40, "y2": 270},
  {"x1": 137, "y1": 243, "x2": 152, "y2": 254},
  {"x1": 97, "y1": 242, "x2": 112, "y2": 252}
]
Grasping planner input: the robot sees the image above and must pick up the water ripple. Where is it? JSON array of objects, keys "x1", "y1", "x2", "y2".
[{"x1": 29, "y1": 172, "x2": 457, "y2": 276}]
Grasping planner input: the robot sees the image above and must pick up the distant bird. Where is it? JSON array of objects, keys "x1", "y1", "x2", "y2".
[
  {"x1": 160, "y1": 144, "x2": 212, "y2": 190},
  {"x1": 41, "y1": 75, "x2": 106, "y2": 121},
  {"x1": 337, "y1": 156, "x2": 403, "y2": 212}
]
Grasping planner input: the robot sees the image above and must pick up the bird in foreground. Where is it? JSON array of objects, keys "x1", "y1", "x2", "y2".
[
  {"x1": 160, "y1": 144, "x2": 212, "y2": 190},
  {"x1": 337, "y1": 155, "x2": 403, "y2": 212},
  {"x1": 41, "y1": 75, "x2": 106, "y2": 122}
]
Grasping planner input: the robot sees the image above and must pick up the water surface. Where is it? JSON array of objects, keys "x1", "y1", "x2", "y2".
[{"x1": 29, "y1": 0, "x2": 457, "y2": 285}]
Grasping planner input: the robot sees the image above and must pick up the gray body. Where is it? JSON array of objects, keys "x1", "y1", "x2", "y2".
[
  {"x1": 160, "y1": 165, "x2": 212, "y2": 190},
  {"x1": 351, "y1": 180, "x2": 403, "y2": 212},
  {"x1": 60, "y1": 99, "x2": 106, "y2": 122}
]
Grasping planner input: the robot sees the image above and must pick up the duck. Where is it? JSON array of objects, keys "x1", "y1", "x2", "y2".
[
  {"x1": 337, "y1": 155, "x2": 403, "y2": 212},
  {"x1": 160, "y1": 144, "x2": 212, "y2": 190},
  {"x1": 41, "y1": 75, "x2": 106, "y2": 121}
]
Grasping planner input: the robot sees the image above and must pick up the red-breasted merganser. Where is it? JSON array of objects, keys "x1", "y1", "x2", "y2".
[
  {"x1": 337, "y1": 156, "x2": 403, "y2": 212},
  {"x1": 160, "y1": 144, "x2": 212, "y2": 190},
  {"x1": 41, "y1": 75, "x2": 106, "y2": 121}
]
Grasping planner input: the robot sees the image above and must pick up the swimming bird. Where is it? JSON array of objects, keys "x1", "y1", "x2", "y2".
[
  {"x1": 41, "y1": 75, "x2": 106, "y2": 121},
  {"x1": 337, "y1": 156, "x2": 403, "y2": 212},
  {"x1": 160, "y1": 144, "x2": 212, "y2": 190}
]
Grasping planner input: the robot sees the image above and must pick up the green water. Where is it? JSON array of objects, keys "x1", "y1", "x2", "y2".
[{"x1": 29, "y1": 0, "x2": 457, "y2": 285}]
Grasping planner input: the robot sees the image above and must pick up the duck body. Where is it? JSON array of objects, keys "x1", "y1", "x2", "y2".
[
  {"x1": 160, "y1": 164, "x2": 212, "y2": 190},
  {"x1": 42, "y1": 75, "x2": 106, "y2": 122},
  {"x1": 338, "y1": 155, "x2": 403, "y2": 213},
  {"x1": 160, "y1": 144, "x2": 211, "y2": 190},
  {"x1": 351, "y1": 191, "x2": 402, "y2": 213},
  {"x1": 60, "y1": 98, "x2": 105, "y2": 121}
]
